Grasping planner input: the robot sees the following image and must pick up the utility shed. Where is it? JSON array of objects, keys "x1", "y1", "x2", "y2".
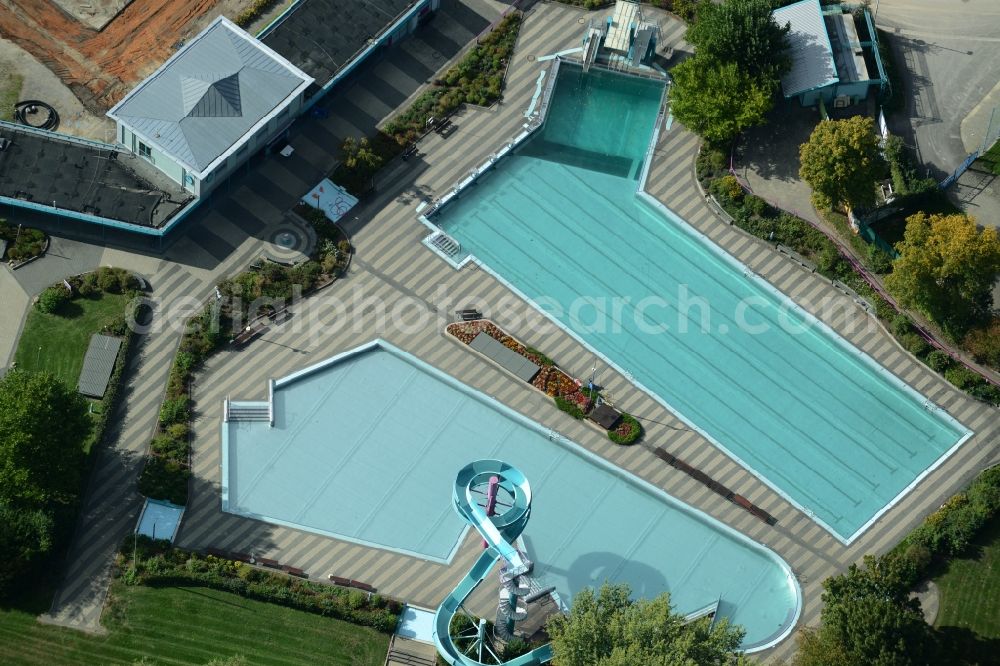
[
  {"x1": 772, "y1": 0, "x2": 886, "y2": 108},
  {"x1": 78, "y1": 334, "x2": 122, "y2": 398}
]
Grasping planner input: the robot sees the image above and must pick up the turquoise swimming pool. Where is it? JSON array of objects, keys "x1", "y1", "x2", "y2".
[
  {"x1": 223, "y1": 341, "x2": 801, "y2": 651},
  {"x1": 431, "y1": 63, "x2": 970, "y2": 542}
]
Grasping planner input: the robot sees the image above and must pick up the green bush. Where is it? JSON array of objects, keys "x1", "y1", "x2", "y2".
[
  {"x1": 892, "y1": 466, "x2": 1000, "y2": 584},
  {"x1": 925, "y1": 350, "x2": 954, "y2": 373},
  {"x1": 234, "y1": 0, "x2": 282, "y2": 28},
  {"x1": 382, "y1": 13, "x2": 522, "y2": 145},
  {"x1": 35, "y1": 285, "x2": 71, "y2": 313},
  {"x1": 0, "y1": 221, "x2": 46, "y2": 262},
  {"x1": 899, "y1": 331, "x2": 931, "y2": 358},
  {"x1": 710, "y1": 174, "x2": 743, "y2": 203},
  {"x1": 963, "y1": 319, "x2": 1000, "y2": 369},
  {"x1": 891, "y1": 314, "x2": 914, "y2": 337},
  {"x1": 525, "y1": 347, "x2": 555, "y2": 366},
  {"x1": 159, "y1": 396, "x2": 189, "y2": 426},
  {"x1": 866, "y1": 244, "x2": 895, "y2": 274},
  {"x1": 137, "y1": 457, "x2": 189, "y2": 505},
  {"x1": 742, "y1": 194, "x2": 768, "y2": 218},
  {"x1": 696, "y1": 146, "x2": 727, "y2": 181},
  {"x1": 608, "y1": 413, "x2": 643, "y2": 445},
  {"x1": 944, "y1": 365, "x2": 982, "y2": 390},
  {"x1": 554, "y1": 395, "x2": 585, "y2": 419},
  {"x1": 94, "y1": 266, "x2": 136, "y2": 294}
]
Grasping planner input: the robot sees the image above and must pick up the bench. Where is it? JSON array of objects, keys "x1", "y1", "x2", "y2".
[
  {"x1": 206, "y1": 547, "x2": 227, "y2": 558},
  {"x1": 456, "y1": 308, "x2": 482, "y2": 321},
  {"x1": 230, "y1": 552, "x2": 252, "y2": 563},
  {"x1": 259, "y1": 557, "x2": 281, "y2": 569},
  {"x1": 282, "y1": 565, "x2": 307, "y2": 578},
  {"x1": 349, "y1": 580, "x2": 376, "y2": 593},
  {"x1": 329, "y1": 575, "x2": 352, "y2": 587}
]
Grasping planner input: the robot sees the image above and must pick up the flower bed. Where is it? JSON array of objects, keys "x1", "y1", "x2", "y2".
[
  {"x1": 446, "y1": 320, "x2": 641, "y2": 444},
  {"x1": 609, "y1": 413, "x2": 643, "y2": 445}
]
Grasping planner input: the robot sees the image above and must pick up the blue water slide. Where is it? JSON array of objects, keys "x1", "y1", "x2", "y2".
[{"x1": 433, "y1": 460, "x2": 554, "y2": 666}]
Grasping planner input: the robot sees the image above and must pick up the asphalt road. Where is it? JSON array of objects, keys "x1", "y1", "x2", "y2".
[{"x1": 874, "y1": 0, "x2": 1000, "y2": 178}]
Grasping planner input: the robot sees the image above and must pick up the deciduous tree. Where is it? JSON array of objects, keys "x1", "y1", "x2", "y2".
[
  {"x1": 885, "y1": 212, "x2": 1000, "y2": 338},
  {"x1": 0, "y1": 370, "x2": 90, "y2": 507},
  {"x1": 547, "y1": 582, "x2": 753, "y2": 666},
  {"x1": 669, "y1": 57, "x2": 773, "y2": 144},
  {"x1": 798, "y1": 116, "x2": 885, "y2": 209},
  {"x1": 793, "y1": 555, "x2": 936, "y2": 666},
  {"x1": 686, "y1": 0, "x2": 791, "y2": 82}
]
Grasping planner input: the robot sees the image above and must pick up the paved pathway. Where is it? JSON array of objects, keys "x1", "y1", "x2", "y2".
[
  {"x1": 157, "y1": 5, "x2": 996, "y2": 663},
  {"x1": 0, "y1": 263, "x2": 29, "y2": 373},
  {"x1": 36, "y1": 0, "x2": 506, "y2": 634}
]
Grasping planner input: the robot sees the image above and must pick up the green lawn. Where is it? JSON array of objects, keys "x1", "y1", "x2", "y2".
[
  {"x1": 0, "y1": 583, "x2": 390, "y2": 665},
  {"x1": 934, "y1": 515, "x2": 1000, "y2": 638},
  {"x1": 981, "y1": 140, "x2": 1000, "y2": 176},
  {"x1": 0, "y1": 71, "x2": 22, "y2": 122},
  {"x1": 13, "y1": 291, "x2": 128, "y2": 388}
]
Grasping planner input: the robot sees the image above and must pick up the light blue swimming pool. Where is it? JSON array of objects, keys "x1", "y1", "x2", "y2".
[
  {"x1": 431, "y1": 63, "x2": 970, "y2": 542},
  {"x1": 223, "y1": 341, "x2": 801, "y2": 650}
]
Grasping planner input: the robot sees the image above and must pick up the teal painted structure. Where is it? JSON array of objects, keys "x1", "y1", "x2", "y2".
[{"x1": 433, "y1": 460, "x2": 552, "y2": 665}]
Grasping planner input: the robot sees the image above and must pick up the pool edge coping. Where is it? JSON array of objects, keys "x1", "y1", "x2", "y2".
[
  {"x1": 414, "y1": 58, "x2": 975, "y2": 547},
  {"x1": 222, "y1": 338, "x2": 804, "y2": 652}
]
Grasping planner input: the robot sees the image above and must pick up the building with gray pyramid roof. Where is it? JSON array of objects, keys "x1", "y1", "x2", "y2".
[{"x1": 108, "y1": 16, "x2": 313, "y2": 197}]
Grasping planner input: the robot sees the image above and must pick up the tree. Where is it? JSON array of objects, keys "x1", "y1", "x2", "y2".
[
  {"x1": 341, "y1": 136, "x2": 382, "y2": 173},
  {"x1": 669, "y1": 57, "x2": 774, "y2": 144},
  {"x1": 0, "y1": 370, "x2": 91, "y2": 507},
  {"x1": 799, "y1": 116, "x2": 885, "y2": 209},
  {"x1": 685, "y1": 0, "x2": 791, "y2": 82},
  {"x1": 547, "y1": 583, "x2": 753, "y2": 666},
  {"x1": 885, "y1": 212, "x2": 1000, "y2": 338},
  {"x1": 793, "y1": 555, "x2": 936, "y2": 666},
  {"x1": 0, "y1": 502, "x2": 55, "y2": 594}
]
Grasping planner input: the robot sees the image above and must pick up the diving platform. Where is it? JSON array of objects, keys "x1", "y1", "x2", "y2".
[{"x1": 605, "y1": 0, "x2": 639, "y2": 53}]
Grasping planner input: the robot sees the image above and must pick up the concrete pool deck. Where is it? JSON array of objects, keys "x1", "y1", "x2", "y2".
[{"x1": 174, "y1": 4, "x2": 998, "y2": 663}]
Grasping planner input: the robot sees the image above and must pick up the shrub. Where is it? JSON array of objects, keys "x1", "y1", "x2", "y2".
[
  {"x1": 234, "y1": 0, "x2": 281, "y2": 28},
  {"x1": 891, "y1": 466, "x2": 1000, "y2": 584},
  {"x1": 742, "y1": 194, "x2": 768, "y2": 218},
  {"x1": 122, "y1": 539, "x2": 402, "y2": 633},
  {"x1": 925, "y1": 350, "x2": 953, "y2": 373},
  {"x1": 898, "y1": 331, "x2": 931, "y2": 358},
  {"x1": 608, "y1": 413, "x2": 643, "y2": 445},
  {"x1": 866, "y1": 244, "x2": 895, "y2": 274},
  {"x1": 35, "y1": 285, "x2": 71, "y2": 313},
  {"x1": 944, "y1": 365, "x2": 982, "y2": 390},
  {"x1": 95, "y1": 266, "x2": 135, "y2": 293},
  {"x1": 890, "y1": 314, "x2": 913, "y2": 337},
  {"x1": 554, "y1": 395, "x2": 585, "y2": 419},
  {"x1": 159, "y1": 396, "x2": 189, "y2": 426},
  {"x1": 710, "y1": 175, "x2": 743, "y2": 203},
  {"x1": 525, "y1": 347, "x2": 555, "y2": 366},
  {"x1": 696, "y1": 146, "x2": 727, "y2": 180},
  {"x1": 137, "y1": 457, "x2": 189, "y2": 505},
  {"x1": 963, "y1": 319, "x2": 1000, "y2": 369}
]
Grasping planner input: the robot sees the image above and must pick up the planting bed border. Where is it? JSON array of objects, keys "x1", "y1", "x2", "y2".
[{"x1": 445, "y1": 319, "x2": 643, "y2": 444}]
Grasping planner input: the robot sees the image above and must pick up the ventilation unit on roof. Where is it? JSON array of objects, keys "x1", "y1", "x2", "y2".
[{"x1": 833, "y1": 95, "x2": 851, "y2": 109}]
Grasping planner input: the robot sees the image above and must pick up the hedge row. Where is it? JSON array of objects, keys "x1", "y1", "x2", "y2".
[
  {"x1": 699, "y1": 162, "x2": 1000, "y2": 406},
  {"x1": 890, "y1": 465, "x2": 1000, "y2": 585},
  {"x1": 121, "y1": 536, "x2": 401, "y2": 633},
  {"x1": 138, "y1": 226, "x2": 353, "y2": 505}
]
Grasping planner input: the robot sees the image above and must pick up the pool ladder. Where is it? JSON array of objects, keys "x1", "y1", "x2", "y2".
[{"x1": 430, "y1": 231, "x2": 462, "y2": 258}]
